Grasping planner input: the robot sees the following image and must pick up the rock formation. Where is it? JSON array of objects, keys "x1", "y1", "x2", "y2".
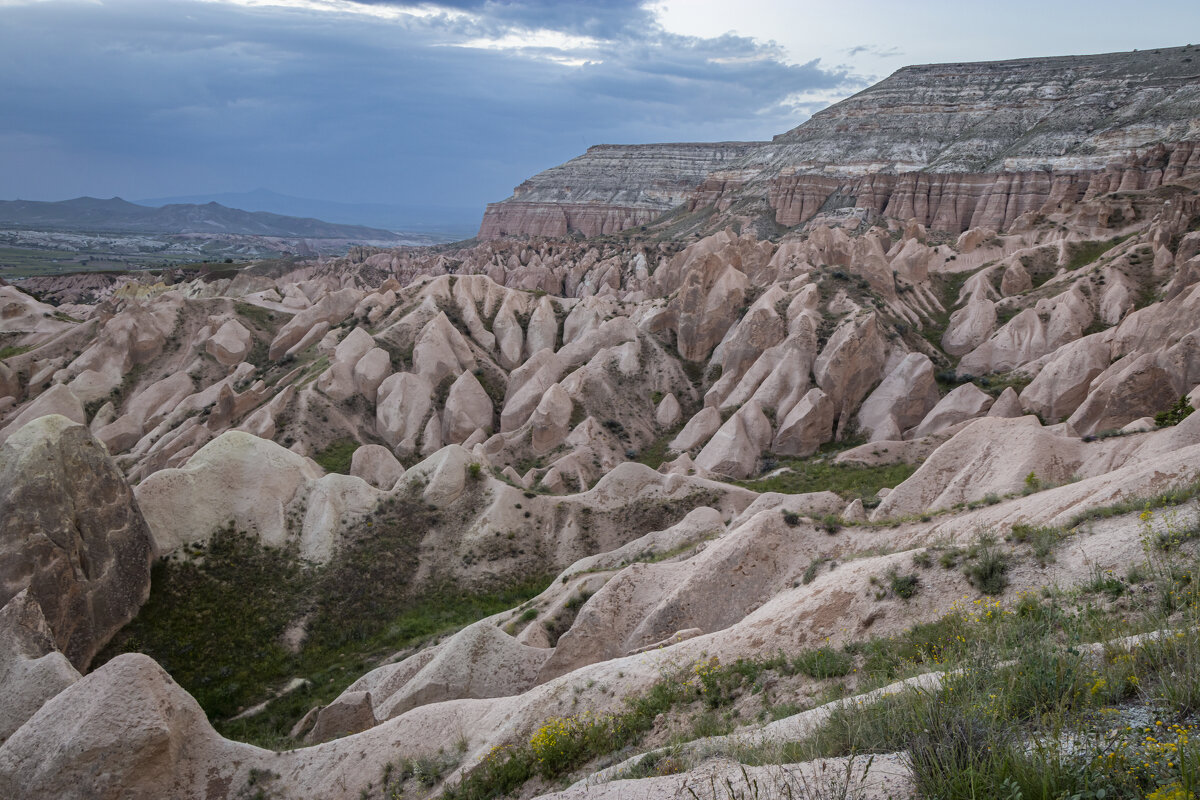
[{"x1": 0, "y1": 416, "x2": 154, "y2": 670}]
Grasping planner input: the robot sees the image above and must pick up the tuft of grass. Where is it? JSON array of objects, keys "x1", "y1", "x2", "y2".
[
  {"x1": 961, "y1": 535, "x2": 1010, "y2": 595},
  {"x1": 792, "y1": 647, "x2": 853, "y2": 680},
  {"x1": 1009, "y1": 523, "x2": 1065, "y2": 566}
]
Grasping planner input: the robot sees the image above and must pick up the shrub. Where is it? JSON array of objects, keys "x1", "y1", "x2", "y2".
[
  {"x1": 1156, "y1": 395, "x2": 1195, "y2": 428},
  {"x1": 782, "y1": 510, "x2": 801, "y2": 527},
  {"x1": 888, "y1": 570, "x2": 920, "y2": 600}
]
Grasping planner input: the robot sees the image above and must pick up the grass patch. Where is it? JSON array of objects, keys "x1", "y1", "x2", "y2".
[
  {"x1": 1068, "y1": 474, "x2": 1200, "y2": 530},
  {"x1": 735, "y1": 459, "x2": 917, "y2": 502},
  {"x1": 312, "y1": 438, "x2": 358, "y2": 474},
  {"x1": 99, "y1": 511, "x2": 554, "y2": 747},
  {"x1": 636, "y1": 426, "x2": 683, "y2": 470},
  {"x1": 451, "y1": 540, "x2": 1200, "y2": 799},
  {"x1": 1065, "y1": 234, "x2": 1134, "y2": 272},
  {"x1": 233, "y1": 301, "x2": 280, "y2": 329},
  {"x1": 0, "y1": 344, "x2": 33, "y2": 360},
  {"x1": 1009, "y1": 523, "x2": 1066, "y2": 566}
]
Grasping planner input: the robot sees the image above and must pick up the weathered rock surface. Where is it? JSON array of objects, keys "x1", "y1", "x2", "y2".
[
  {"x1": 857, "y1": 353, "x2": 940, "y2": 442},
  {"x1": 0, "y1": 590, "x2": 80, "y2": 745},
  {"x1": 205, "y1": 319, "x2": 252, "y2": 367},
  {"x1": 909, "y1": 383, "x2": 994, "y2": 439},
  {"x1": 0, "y1": 415, "x2": 154, "y2": 671},
  {"x1": 349, "y1": 444, "x2": 405, "y2": 490}
]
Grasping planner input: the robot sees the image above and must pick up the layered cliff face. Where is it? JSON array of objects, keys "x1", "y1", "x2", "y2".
[
  {"x1": 768, "y1": 141, "x2": 1200, "y2": 231},
  {"x1": 482, "y1": 45, "x2": 1200, "y2": 238},
  {"x1": 478, "y1": 142, "x2": 762, "y2": 238}
]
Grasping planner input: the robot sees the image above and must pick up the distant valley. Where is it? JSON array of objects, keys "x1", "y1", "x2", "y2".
[{"x1": 0, "y1": 196, "x2": 461, "y2": 278}]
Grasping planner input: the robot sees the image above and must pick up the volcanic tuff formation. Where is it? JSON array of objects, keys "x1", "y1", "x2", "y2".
[
  {"x1": 478, "y1": 142, "x2": 761, "y2": 238},
  {"x1": 482, "y1": 45, "x2": 1200, "y2": 238},
  {"x1": 3, "y1": 45, "x2": 1200, "y2": 800}
]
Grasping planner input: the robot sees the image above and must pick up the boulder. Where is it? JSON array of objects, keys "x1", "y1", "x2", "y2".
[
  {"x1": 813, "y1": 313, "x2": 888, "y2": 436},
  {"x1": 1019, "y1": 335, "x2": 1111, "y2": 422},
  {"x1": 0, "y1": 590, "x2": 80, "y2": 745},
  {"x1": 773, "y1": 388, "x2": 835, "y2": 457},
  {"x1": 122, "y1": 372, "x2": 194, "y2": 431},
  {"x1": 442, "y1": 371, "x2": 493, "y2": 445},
  {"x1": 364, "y1": 621, "x2": 554, "y2": 721},
  {"x1": 1068, "y1": 353, "x2": 1180, "y2": 436},
  {"x1": 205, "y1": 319, "x2": 253, "y2": 367},
  {"x1": 856, "y1": 353, "x2": 940, "y2": 442},
  {"x1": 491, "y1": 300, "x2": 525, "y2": 369},
  {"x1": 987, "y1": 386, "x2": 1023, "y2": 418},
  {"x1": 942, "y1": 296, "x2": 997, "y2": 356},
  {"x1": 670, "y1": 254, "x2": 747, "y2": 361},
  {"x1": 349, "y1": 444, "x2": 405, "y2": 490},
  {"x1": 0, "y1": 361, "x2": 18, "y2": 400},
  {"x1": 376, "y1": 372, "x2": 433, "y2": 453},
  {"x1": 93, "y1": 414, "x2": 142, "y2": 454},
  {"x1": 669, "y1": 407, "x2": 721, "y2": 452},
  {"x1": 316, "y1": 327, "x2": 376, "y2": 403},
  {"x1": 524, "y1": 295, "x2": 558, "y2": 358},
  {"x1": 655, "y1": 392, "x2": 682, "y2": 428},
  {"x1": 0, "y1": 384, "x2": 86, "y2": 446},
  {"x1": 0, "y1": 416, "x2": 154, "y2": 670},
  {"x1": 695, "y1": 402, "x2": 771, "y2": 478},
  {"x1": 529, "y1": 383, "x2": 573, "y2": 454},
  {"x1": 305, "y1": 690, "x2": 376, "y2": 744},
  {"x1": 413, "y1": 312, "x2": 476, "y2": 387},
  {"x1": 875, "y1": 416, "x2": 1083, "y2": 517},
  {"x1": 909, "y1": 383, "x2": 994, "y2": 439},
  {"x1": 0, "y1": 653, "x2": 259, "y2": 800},
  {"x1": 268, "y1": 286, "x2": 361, "y2": 360},
  {"x1": 352, "y1": 347, "x2": 392, "y2": 402},
  {"x1": 134, "y1": 431, "x2": 320, "y2": 556}
]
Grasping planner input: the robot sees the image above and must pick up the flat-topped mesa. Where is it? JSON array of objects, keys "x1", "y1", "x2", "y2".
[
  {"x1": 478, "y1": 142, "x2": 762, "y2": 239},
  {"x1": 756, "y1": 45, "x2": 1200, "y2": 231},
  {"x1": 482, "y1": 45, "x2": 1200, "y2": 237}
]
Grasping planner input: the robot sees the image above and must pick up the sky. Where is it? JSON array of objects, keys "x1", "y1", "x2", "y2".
[{"x1": 1, "y1": 0, "x2": 1198, "y2": 229}]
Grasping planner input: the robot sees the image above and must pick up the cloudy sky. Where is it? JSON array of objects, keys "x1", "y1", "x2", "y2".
[{"x1": 1, "y1": 0, "x2": 1197, "y2": 230}]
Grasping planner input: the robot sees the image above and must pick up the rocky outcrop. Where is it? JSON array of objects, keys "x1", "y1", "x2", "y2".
[
  {"x1": 856, "y1": 353, "x2": 940, "y2": 442},
  {"x1": 0, "y1": 591, "x2": 80, "y2": 745},
  {"x1": 481, "y1": 48, "x2": 1200, "y2": 238},
  {"x1": 0, "y1": 415, "x2": 154, "y2": 671},
  {"x1": 479, "y1": 143, "x2": 761, "y2": 239},
  {"x1": 0, "y1": 653, "x2": 264, "y2": 800}
]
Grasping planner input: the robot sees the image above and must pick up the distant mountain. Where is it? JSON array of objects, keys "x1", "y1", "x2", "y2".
[
  {"x1": 0, "y1": 197, "x2": 407, "y2": 240},
  {"x1": 136, "y1": 189, "x2": 478, "y2": 238}
]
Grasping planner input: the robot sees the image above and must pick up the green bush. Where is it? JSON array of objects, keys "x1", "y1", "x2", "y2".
[
  {"x1": 888, "y1": 570, "x2": 920, "y2": 600},
  {"x1": 1156, "y1": 395, "x2": 1195, "y2": 428}
]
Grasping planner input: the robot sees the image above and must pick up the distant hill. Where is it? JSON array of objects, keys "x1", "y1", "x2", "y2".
[
  {"x1": 137, "y1": 189, "x2": 478, "y2": 238},
  {"x1": 0, "y1": 197, "x2": 407, "y2": 240}
]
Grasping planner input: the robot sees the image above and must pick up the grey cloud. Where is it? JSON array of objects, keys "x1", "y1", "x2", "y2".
[{"x1": 0, "y1": 0, "x2": 863, "y2": 215}]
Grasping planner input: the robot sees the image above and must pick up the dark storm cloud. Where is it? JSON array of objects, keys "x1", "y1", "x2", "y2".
[{"x1": 0, "y1": 0, "x2": 862, "y2": 221}]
